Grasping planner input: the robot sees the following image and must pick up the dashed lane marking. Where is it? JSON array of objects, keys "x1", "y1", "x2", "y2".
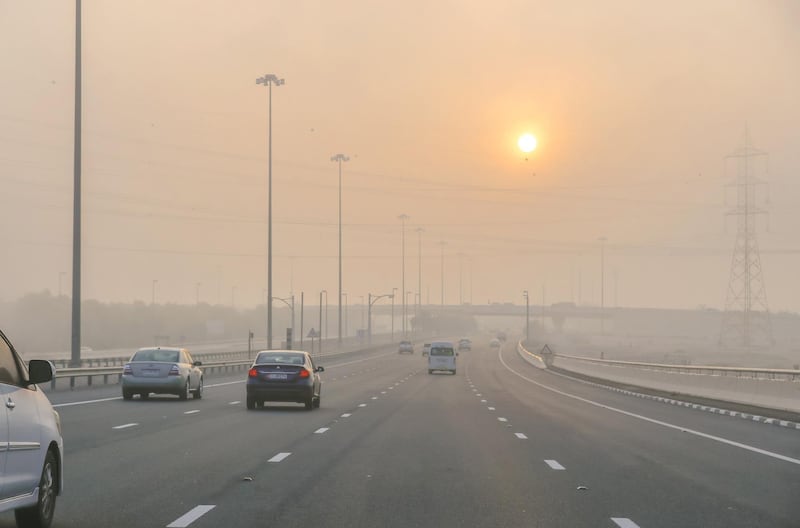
[
  {"x1": 228, "y1": 401, "x2": 240, "y2": 405},
  {"x1": 184, "y1": 410, "x2": 200, "y2": 415},
  {"x1": 167, "y1": 505, "x2": 216, "y2": 527},
  {"x1": 515, "y1": 433, "x2": 528, "y2": 439},
  {"x1": 268, "y1": 452, "x2": 292, "y2": 463},
  {"x1": 341, "y1": 413, "x2": 352, "y2": 418},
  {"x1": 112, "y1": 423, "x2": 138, "y2": 430},
  {"x1": 358, "y1": 403, "x2": 368, "y2": 407},
  {"x1": 488, "y1": 407, "x2": 496, "y2": 411},
  {"x1": 314, "y1": 428, "x2": 330, "y2": 434},
  {"x1": 544, "y1": 459, "x2": 565, "y2": 470},
  {"x1": 611, "y1": 519, "x2": 641, "y2": 528},
  {"x1": 498, "y1": 417, "x2": 508, "y2": 422}
]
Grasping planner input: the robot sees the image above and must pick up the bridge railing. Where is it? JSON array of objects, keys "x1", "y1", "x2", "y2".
[{"x1": 517, "y1": 340, "x2": 800, "y2": 414}]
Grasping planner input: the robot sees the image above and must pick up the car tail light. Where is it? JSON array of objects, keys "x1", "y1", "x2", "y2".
[
  {"x1": 168, "y1": 365, "x2": 180, "y2": 376},
  {"x1": 248, "y1": 368, "x2": 258, "y2": 378},
  {"x1": 122, "y1": 364, "x2": 132, "y2": 375},
  {"x1": 298, "y1": 368, "x2": 310, "y2": 379}
]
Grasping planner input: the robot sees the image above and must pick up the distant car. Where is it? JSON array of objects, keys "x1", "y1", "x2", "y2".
[
  {"x1": 428, "y1": 341, "x2": 457, "y2": 374},
  {"x1": 398, "y1": 340, "x2": 414, "y2": 354},
  {"x1": 122, "y1": 347, "x2": 204, "y2": 400},
  {"x1": 422, "y1": 343, "x2": 432, "y2": 356},
  {"x1": 246, "y1": 350, "x2": 324, "y2": 410},
  {"x1": 0, "y1": 328, "x2": 63, "y2": 528},
  {"x1": 458, "y1": 338, "x2": 472, "y2": 351},
  {"x1": 490, "y1": 338, "x2": 501, "y2": 348}
]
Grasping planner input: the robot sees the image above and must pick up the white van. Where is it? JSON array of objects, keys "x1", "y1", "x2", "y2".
[{"x1": 427, "y1": 341, "x2": 457, "y2": 375}]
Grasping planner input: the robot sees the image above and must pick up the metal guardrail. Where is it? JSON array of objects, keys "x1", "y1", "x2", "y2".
[
  {"x1": 48, "y1": 340, "x2": 397, "y2": 390},
  {"x1": 518, "y1": 341, "x2": 800, "y2": 381}
]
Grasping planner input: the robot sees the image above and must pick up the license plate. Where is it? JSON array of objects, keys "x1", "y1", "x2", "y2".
[
  {"x1": 267, "y1": 373, "x2": 288, "y2": 380},
  {"x1": 142, "y1": 369, "x2": 160, "y2": 377}
]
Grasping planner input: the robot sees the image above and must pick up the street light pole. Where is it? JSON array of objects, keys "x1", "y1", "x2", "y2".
[
  {"x1": 255, "y1": 73, "x2": 285, "y2": 350},
  {"x1": 331, "y1": 153, "x2": 349, "y2": 345},
  {"x1": 415, "y1": 227, "x2": 423, "y2": 315},
  {"x1": 368, "y1": 293, "x2": 393, "y2": 345},
  {"x1": 319, "y1": 290, "x2": 326, "y2": 355},
  {"x1": 151, "y1": 280, "x2": 158, "y2": 305},
  {"x1": 195, "y1": 282, "x2": 201, "y2": 305},
  {"x1": 391, "y1": 288, "x2": 397, "y2": 342},
  {"x1": 398, "y1": 214, "x2": 409, "y2": 337},
  {"x1": 523, "y1": 290, "x2": 530, "y2": 345},
  {"x1": 342, "y1": 292, "x2": 348, "y2": 339},
  {"x1": 599, "y1": 236, "x2": 607, "y2": 334},
  {"x1": 70, "y1": 0, "x2": 82, "y2": 367},
  {"x1": 438, "y1": 241, "x2": 446, "y2": 307}
]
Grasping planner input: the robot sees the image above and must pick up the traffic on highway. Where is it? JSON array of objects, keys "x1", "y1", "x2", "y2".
[{"x1": 3, "y1": 1, "x2": 800, "y2": 527}]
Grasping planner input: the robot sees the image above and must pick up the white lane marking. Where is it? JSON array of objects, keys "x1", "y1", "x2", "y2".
[
  {"x1": 488, "y1": 407, "x2": 496, "y2": 411},
  {"x1": 481, "y1": 399, "x2": 487, "y2": 403},
  {"x1": 314, "y1": 428, "x2": 330, "y2": 434},
  {"x1": 544, "y1": 459, "x2": 565, "y2": 470},
  {"x1": 112, "y1": 423, "x2": 138, "y2": 430},
  {"x1": 499, "y1": 347, "x2": 800, "y2": 466},
  {"x1": 326, "y1": 350, "x2": 398, "y2": 369},
  {"x1": 167, "y1": 505, "x2": 216, "y2": 527},
  {"x1": 476, "y1": 394, "x2": 482, "y2": 397},
  {"x1": 358, "y1": 403, "x2": 368, "y2": 407},
  {"x1": 515, "y1": 433, "x2": 528, "y2": 439},
  {"x1": 381, "y1": 391, "x2": 387, "y2": 394},
  {"x1": 388, "y1": 387, "x2": 394, "y2": 390},
  {"x1": 341, "y1": 413, "x2": 352, "y2": 418},
  {"x1": 498, "y1": 417, "x2": 508, "y2": 422},
  {"x1": 611, "y1": 519, "x2": 641, "y2": 528},
  {"x1": 371, "y1": 396, "x2": 378, "y2": 400},
  {"x1": 229, "y1": 401, "x2": 240, "y2": 405},
  {"x1": 204, "y1": 380, "x2": 245, "y2": 388},
  {"x1": 184, "y1": 410, "x2": 200, "y2": 415},
  {"x1": 268, "y1": 452, "x2": 292, "y2": 463},
  {"x1": 53, "y1": 396, "x2": 121, "y2": 408}
]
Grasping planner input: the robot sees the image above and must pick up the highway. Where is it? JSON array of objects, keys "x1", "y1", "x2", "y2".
[{"x1": 3, "y1": 340, "x2": 798, "y2": 527}]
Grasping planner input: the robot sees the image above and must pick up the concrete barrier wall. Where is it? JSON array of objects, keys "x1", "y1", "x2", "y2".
[{"x1": 550, "y1": 353, "x2": 800, "y2": 413}]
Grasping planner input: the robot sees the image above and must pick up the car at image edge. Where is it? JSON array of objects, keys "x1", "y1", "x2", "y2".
[{"x1": 0, "y1": 328, "x2": 64, "y2": 528}]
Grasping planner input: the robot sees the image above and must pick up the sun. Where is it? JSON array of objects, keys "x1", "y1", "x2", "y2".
[{"x1": 518, "y1": 133, "x2": 537, "y2": 154}]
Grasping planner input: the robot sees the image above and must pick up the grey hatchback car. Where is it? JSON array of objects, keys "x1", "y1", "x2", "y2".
[
  {"x1": 121, "y1": 347, "x2": 203, "y2": 400},
  {"x1": 246, "y1": 351, "x2": 323, "y2": 410}
]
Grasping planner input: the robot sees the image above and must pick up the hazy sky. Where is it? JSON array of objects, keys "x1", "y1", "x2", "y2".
[{"x1": 1, "y1": 1, "x2": 799, "y2": 311}]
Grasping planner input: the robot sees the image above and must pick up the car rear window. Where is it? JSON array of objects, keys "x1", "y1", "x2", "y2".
[
  {"x1": 132, "y1": 349, "x2": 180, "y2": 362},
  {"x1": 430, "y1": 347, "x2": 454, "y2": 357},
  {"x1": 255, "y1": 352, "x2": 305, "y2": 365}
]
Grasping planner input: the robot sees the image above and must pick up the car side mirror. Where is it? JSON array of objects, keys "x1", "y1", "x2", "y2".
[
  {"x1": 28, "y1": 359, "x2": 55, "y2": 385},
  {"x1": 193, "y1": 361, "x2": 203, "y2": 366},
  {"x1": 315, "y1": 366, "x2": 325, "y2": 372}
]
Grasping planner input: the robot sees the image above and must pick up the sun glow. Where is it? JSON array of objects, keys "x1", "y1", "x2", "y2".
[{"x1": 518, "y1": 133, "x2": 537, "y2": 153}]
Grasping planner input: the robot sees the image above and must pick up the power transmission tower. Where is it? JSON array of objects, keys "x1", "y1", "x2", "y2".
[{"x1": 719, "y1": 128, "x2": 773, "y2": 350}]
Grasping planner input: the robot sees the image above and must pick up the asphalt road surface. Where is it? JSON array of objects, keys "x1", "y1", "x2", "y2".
[{"x1": 3, "y1": 340, "x2": 798, "y2": 527}]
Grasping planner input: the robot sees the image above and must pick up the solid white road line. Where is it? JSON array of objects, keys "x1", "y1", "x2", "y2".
[
  {"x1": 268, "y1": 452, "x2": 292, "y2": 463},
  {"x1": 184, "y1": 410, "x2": 200, "y2": 415},
  {"x1": 112, "y1": 423, "x2": 138, "y2": 430},
  {"x1": 611, "y1": 518, "x2": 641, "y2": 528},
  {"x1": 53, "y1": 396, "x2": 122, "y2": 408},
  {"x1": 498, "y1": 347, "x2": 800, "y2": 467},
  {"x1": 515, "y1": 433, "x2": 528, "y2": 439},
  {"x1": 167, "y1": 505, "x2": 216, "y2": 527},
  {"x1": 314, "y1": 428, "x2": 330, "y2": 434},
  {"x1": 544, "y1": 459, "x2": 565, "y2": 470}
]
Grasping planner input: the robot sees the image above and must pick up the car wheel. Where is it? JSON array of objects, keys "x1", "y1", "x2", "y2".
[
  {"x1": 15, "y1": 450, "x2": 57, "y2": 528},
  {"x1": 193, "y1": 378, "x2": 203, "y2": 400},
  {"x1": 246, "y1": 396, "x2": 255, "y2": 410},
  {"x1": 139, "y1": 392, "x2": 149, "y2": 400},
  {"x1": 313, "y1": 395, "x2": 321, "y2": 408},
  {"x1": 179, "y1": 379, "x2": 190, "y2": 400},
  {"x1": 304, "y1": 396, "x2": 313, "y2": 410},
  {"x1": 428, "y1": 369, "x2": 433, "y2": 374},
  {"x1": 452, "y1": 370, "x2": 457, "y2": 375},
  {"x1": 122, "y1": 389, "x2": 133, "y2": 400}
]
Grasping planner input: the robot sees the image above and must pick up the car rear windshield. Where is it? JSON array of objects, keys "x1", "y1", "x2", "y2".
[
  {"x1": 132, "y1": 349, "x2": 179, "y2": 362},
  {"x1": 255, "y1": 352, "x2": 305, "y2": 365},
  {"x1": 430, "y1": 347, "x2": 454, "y2": 356}
]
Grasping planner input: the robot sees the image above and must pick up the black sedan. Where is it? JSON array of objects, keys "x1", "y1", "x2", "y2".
[{"x1": 246, "y1": 350, "x2": 324, "y2": 410}]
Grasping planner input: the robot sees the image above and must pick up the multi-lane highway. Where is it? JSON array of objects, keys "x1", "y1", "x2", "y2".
[{"x1": 3, "y1": 340, "x2": 797, "y2": 527}]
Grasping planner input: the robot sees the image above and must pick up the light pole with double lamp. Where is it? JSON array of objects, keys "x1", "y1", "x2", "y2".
[
  {"x1": 255, "y1": 73, "x2": 285, "y2": 349},
  {"x1": 368, "y1": 292, "x2": 394, "y2": 345},
  {"x1": 272, "y1": 295, "x2": 295, "y2": 348},
  {"x1": 523, "y1": 290, "x2": 530, "y2": 345}
]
